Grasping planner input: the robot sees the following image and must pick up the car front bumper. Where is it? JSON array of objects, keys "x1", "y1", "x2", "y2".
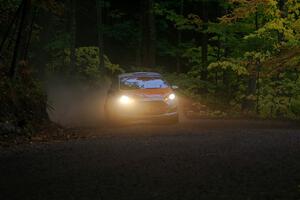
[
  {"x1": 117, "y1": 110, "x2": 178, "y2": 121},
  {"x1": 108, "y1": 100, "x2": 178, "y2": 121}
]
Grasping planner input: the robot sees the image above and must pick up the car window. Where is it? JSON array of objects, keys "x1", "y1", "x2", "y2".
[{"x1": 120, "y1": 77, "x2": 169, "y2": 90}]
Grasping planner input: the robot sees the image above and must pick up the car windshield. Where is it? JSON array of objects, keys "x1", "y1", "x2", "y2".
[{"x1": 120, "y1": 77, "x2": 169, "y2": 90}]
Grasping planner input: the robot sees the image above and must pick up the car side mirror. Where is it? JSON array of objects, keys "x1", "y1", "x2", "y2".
[{"x1": 172, "y1": 85, "x2": 179, "y2": 90}]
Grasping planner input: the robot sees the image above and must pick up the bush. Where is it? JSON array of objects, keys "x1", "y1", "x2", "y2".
[
  {"x1": 48, "y1": 46, "x2": 124, "y2": 84},
  {"x1": 0, "y1": 69, "x2": 48, "y2": 135}
]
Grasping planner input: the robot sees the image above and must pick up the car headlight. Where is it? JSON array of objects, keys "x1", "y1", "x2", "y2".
[
  {"x1": 168, "y1": 93, "x2": 176, "y2": 100},
  {"x1": 119, "y1": 95, "x2": 134, "y2": 105}
]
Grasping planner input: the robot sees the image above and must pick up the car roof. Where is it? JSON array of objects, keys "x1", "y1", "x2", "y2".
[{"x1": 118, "y1": 72, "x2": 162, "y2": 79}]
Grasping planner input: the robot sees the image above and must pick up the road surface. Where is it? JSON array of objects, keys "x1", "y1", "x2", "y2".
[{"x1": 1, "y1": 119, "x2": 300, "y2": 200}]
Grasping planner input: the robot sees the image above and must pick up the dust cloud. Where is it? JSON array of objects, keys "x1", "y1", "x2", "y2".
[{"x1": 46, "y1": 76, "x2": 110, "y2": 128}]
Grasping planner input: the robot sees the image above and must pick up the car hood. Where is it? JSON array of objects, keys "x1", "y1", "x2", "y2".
[{"x1": 122, "y1": 88, "x2": 173, "y2": 100}]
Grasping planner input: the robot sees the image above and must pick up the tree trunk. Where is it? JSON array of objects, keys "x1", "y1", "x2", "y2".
[
  {"x1": 256, "y1": 63, "x2": 261, "y2": 114},
  {"x1": 9, "y1": 0, "x2": 30, "y2": 79},
  {"x1": 222, "y1": 8, "x2": 229, "y2": 85},
  {"x1": 243, "y1": 10, "x2": 260, "y2": 112},
  {"x1": 22, "y1": 7, "x2": 37, "y2": 61},
  {"x1": 216, "y1": 35, "x2": 221, "y2": 85},
  {"x1": 141, "y1": 0, "x2": 147, "y2": 67},
  {"x1": 70, "y1": 0, "x2": 76, "y2": 72},
  {"x1": 141, "y1": 0, "x2": 156, "y2": 68},
  {"x1": 148, "y1": 0, "x2": 156, "y2": 68},
  {"x1": 96, "y1": 0, "x2": 105, "y2": 73},
  {"x1": 176, "y1": 0, "x2": 184, "y2": 73},
  {"x1": 0, "y1": 1, "x2": 23, "y2": 56},
  {"x1": 201, "y1": 0, "x2": 208, "y2": 80},
  {"x1": 136, "y1": 2, "x2": 143, "y2": 67},
  {"x1": 34, "y1": 8, "x2": 54, "y2": 79},
  {"x1": 278, "y1": 0, "x2": 285, "y2": 42},
  {"x1": 255, "y1": 10, "x2": 259, "y2": 30}
]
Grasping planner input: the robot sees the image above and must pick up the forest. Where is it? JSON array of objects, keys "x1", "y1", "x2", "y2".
[{"x1": 1, "y1": 0, "x2": 300, "y2": 134}]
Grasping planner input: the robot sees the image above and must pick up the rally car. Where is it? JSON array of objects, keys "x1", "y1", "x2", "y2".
[{"x1": 104, "y1": 72, "x2": 179, "y2": 123}]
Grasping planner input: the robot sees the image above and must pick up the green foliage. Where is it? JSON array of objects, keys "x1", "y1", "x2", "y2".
[
  {"x1": 182, "y1": 47, "x2": 202, "y2": 67},
  {"x1": 164, "y1": 73, "x2": 204, "y2": 97},
  {"x1": 0, "y1": 0, "x2": 21, "y2": 21},
  {"x1": 0, "y1": 71, "x2": 48, "y2": 134},
  {"x1": 208, "y1": 60, "x2": 249, "y2": 76},
  {"x1": 154, "y1": 3, "x2": 202, "y2": 31},
  {"x1": 259, "y1": 76, "x2": 300, "y2": 119},
  {"x1": 154, "y1": 0, "x2": 300, "y2": 119},
  {"x1": 2, "y1": 0, "x2": 300, "y2": 126},
  {"x1": 103, "y1": 21, "x2": 139, "y2": 44},
  {"x1": 45, "y1": 33, "x2": 71, "y2": 51},
  {"x1": 48, "y1": 47, "x2": 124, "y2": 82}
]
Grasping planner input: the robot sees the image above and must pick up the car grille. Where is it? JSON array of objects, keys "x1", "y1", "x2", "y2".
[{"x1": 138, "y1": 101, "x2": 168, "y2": 115}]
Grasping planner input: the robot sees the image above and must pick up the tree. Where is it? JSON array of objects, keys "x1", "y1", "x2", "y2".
[
  {"x1": 148, "y1": 0, "x2": 156, "y2": 68},
  {"x1": 96, "y1": 0, "x2": 105, "y2": 72},
  {"x1": 9, "y1": 0, "x2": 31, "y2": 79},
  {"x1": 69, "y1": 0, "x2": 76, "y2": 72},
  {"x1": 141, "y1": 0, "x2": 156, "y2": 67},
  {"x1": 176, "y1": 0, "x2": 184, "y2": 73},
  {"x1": 201, "y1": 0, "x2": 208, "y2": 80},
  {"x1": 0, "y1": 0, "x2": 23, "y2": 56}
]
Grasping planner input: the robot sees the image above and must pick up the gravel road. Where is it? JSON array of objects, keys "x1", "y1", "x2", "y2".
[{"x1": 1, "y1": 119, "x2": 300, "y2": 200}]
